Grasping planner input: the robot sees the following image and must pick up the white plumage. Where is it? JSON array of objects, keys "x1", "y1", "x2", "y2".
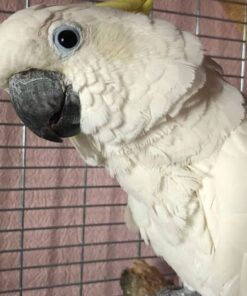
[{"x1": 0, "y1": 4, "x2": 246, "y2": 295}]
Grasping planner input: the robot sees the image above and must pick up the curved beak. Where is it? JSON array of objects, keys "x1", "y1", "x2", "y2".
[{"x1": 8, "y1": 70, "x2": 81, "y2": 142}]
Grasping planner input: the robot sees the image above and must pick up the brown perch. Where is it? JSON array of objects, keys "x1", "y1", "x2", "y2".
[{"x1": 120, "y1": 260, "x2": 170, "y2": 296}]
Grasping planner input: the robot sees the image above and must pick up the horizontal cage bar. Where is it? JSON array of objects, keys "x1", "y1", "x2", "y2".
[
  {"x1": 0, "y1": 256, "x2": 157, "y2": 273},
  {"x1": 0, "y1": 239, "x2": 143, "y2": 254}
]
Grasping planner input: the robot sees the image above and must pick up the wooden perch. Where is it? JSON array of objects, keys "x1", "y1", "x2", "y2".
[
  {"x1": 120, "y1": 260, "x2": 170, "y2": 296},
  {"x1": 120, "y1": 260, "x2": 203, "y2": 296}
]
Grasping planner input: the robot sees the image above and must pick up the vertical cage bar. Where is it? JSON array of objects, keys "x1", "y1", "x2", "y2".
[
  {"x1": 240, "y1": 5, "x2": 247, "y2": 92},
  {"x1": 79, "y1": 2, "x2": 95, "y2": 292},
  {"x1": 79, "y1": 165, "x2": 88, "y2": 296},
  {"x1": 19, "y1": 126, "x2": 27, "y2": 296},
  {"x1": 195, "y1": 0, "x2": 201, "y2": 36},
  {"x1": 19, "y1": 3, "x2": 29, "y2": 296}
]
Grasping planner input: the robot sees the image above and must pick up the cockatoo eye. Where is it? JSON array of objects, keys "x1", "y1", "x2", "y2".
[
  {"x1": 57, "y1": 30, "x2": 78, "y2": 48},
  {"x1": 52, "y1": 24, "x2": 82, "y2": 56}
]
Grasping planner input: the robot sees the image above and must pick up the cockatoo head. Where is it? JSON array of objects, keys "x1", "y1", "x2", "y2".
[
  {"x1": 0, "y1": 2, "x2": 200, "y2": 147},
  {"x1": 0, "y1": 4, "x2": 128, "y2": 141},
  {"x1": 0, "y1": 3, "x2": 158, "y2": 143}
]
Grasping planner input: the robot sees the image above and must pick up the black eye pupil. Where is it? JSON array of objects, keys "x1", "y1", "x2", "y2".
[{"x1": 58, "y1": 30, "x2": 78, "y2": 49}]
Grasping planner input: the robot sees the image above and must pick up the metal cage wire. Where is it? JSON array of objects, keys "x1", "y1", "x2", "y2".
[{"x1": 0, "y1": 0, "x2": 246, "y2": 295}]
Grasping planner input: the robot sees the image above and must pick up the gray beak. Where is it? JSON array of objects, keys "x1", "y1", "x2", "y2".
[{"x1": 9, "y1": 69, "x2": 81, "y2": 143}]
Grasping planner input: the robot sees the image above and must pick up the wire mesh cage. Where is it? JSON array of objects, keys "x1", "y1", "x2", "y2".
[{"x1": 0, "y1": 0, "x2": 246, "y2": 295}]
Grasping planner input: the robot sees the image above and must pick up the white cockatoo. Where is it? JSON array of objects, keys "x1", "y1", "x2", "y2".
[{"x1": 0, "y1": 2, "x2": 246, "y2": 296}]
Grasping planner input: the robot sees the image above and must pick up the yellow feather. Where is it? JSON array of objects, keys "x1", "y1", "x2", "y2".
[{"x1": 96, "y1": 0, "x2": 153, "y2": 15}]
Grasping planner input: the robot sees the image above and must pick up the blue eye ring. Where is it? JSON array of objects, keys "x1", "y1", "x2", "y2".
[{"x1": 52, "y1": 23, "x2": 83, "y2": 57}]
